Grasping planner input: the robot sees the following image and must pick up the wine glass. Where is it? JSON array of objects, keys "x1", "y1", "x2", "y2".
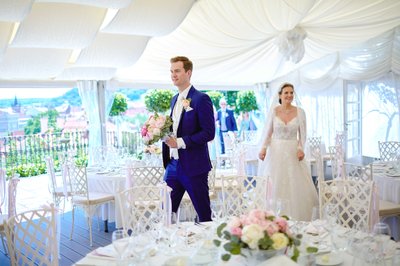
[
  {"x1": 211, "y1": 200, "x2": 224, "y2": 223},
  {"x1": 112, "y1": 229, "x2": 129, "y2": 262},
  {"x1": 371, "y1": 222, "x2": 391, "y2": 264}
]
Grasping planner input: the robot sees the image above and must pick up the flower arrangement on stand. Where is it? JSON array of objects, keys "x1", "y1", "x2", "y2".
[{"x1": 213, "y1": 209, "x2": 301, "y2": 263}]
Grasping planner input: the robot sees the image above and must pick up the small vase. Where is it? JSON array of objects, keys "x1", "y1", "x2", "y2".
[{"x1": 241, "y1": 248, "x2": 284, "y2": 266}]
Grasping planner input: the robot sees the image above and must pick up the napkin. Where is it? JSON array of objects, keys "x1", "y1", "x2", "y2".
[
  {"x1": 96, "y1": 246, "x2": 118, "y2": 257},
  {"x1": 304, "y1": 221, "x2": 327, "y2": 237}
]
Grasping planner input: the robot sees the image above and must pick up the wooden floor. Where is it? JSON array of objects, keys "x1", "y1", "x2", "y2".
[{"x1": 0, "y1": 209, "x2": 116, "y2": 266}]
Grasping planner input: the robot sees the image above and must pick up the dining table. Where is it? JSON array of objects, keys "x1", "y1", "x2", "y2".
[
  {"x1": 372, "y1": 161, "x2": 400, "y2": 241},
  {"x1": 86, "y1": 166, "x2": 126, "y2": 229},
  {"x1": 74, "y1": 220, "x2": 400, "y2": 266}
]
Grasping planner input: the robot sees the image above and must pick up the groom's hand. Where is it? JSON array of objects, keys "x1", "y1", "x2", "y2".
[{"x1": 165, "y1": 137, "x2": 178, "y2": 148}]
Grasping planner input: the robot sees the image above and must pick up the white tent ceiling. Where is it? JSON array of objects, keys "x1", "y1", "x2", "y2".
[{"x1": 0, "y1": 0, "x2": 400, "y2": 90}]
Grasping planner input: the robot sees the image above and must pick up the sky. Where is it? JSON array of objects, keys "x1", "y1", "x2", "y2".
[{"x1": 0, "y1": 88, "x2": 72, "y2": 99}]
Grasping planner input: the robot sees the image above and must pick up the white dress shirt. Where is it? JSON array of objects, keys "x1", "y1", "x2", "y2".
[{"x1": 170, "y1": 86, "x2": 190, "y2": 159}]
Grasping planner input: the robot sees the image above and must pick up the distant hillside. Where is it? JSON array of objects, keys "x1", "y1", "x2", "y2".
[{"x1": 0, "y1": 88, "x2": 147, "y2": 108}]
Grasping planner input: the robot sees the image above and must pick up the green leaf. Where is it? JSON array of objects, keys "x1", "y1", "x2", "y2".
[
  {"x1": 221, "y1": 253, "x2": 231, "y2": 261},
  {"x1": 216, "y1": 223, "x2": 227, "y2": 237},
  {"x1": 306, "y1": 246, "x2": 319, "y2": 253},
  {"x1": 291, "y1": 246, "x2": 300, "y2": 262},
  {"x1": 213, "y1": 239, "x2": 221, "y2": 247}
]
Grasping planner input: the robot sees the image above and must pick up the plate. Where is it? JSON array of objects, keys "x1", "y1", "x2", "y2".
[
  {"x1": 316, "y1": 254, "x2": 344, "y2": 266},
  {"x1": 163, "y1": 256, "x2": 189, "y2": 266}
]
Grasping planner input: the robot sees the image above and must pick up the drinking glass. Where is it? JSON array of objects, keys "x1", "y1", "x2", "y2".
[
  {"x1": 112, "y1": 229, "x2": 129, "y2": 262},
  {"x1": 211, "y1": 200, "x2": 224, "y2": 223},
  {"x1": 372, "y1": 222, "x2": 391, "y2": 264}
]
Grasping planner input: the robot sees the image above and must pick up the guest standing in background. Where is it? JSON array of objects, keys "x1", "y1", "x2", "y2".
[
  {"x1": 162, "y1": 56, "x2": 215, "y2": 222},
  {"x1": 216, "y1": 98, "x2": 237, "y2": 154}
]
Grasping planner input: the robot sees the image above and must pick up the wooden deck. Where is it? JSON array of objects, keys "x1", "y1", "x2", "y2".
[
  {"x1": 0, "y1": 174, "x2": 115, "y2": 266},
  {"x1": 0, "y1": 210, "x2": 116, "y2": 266}
]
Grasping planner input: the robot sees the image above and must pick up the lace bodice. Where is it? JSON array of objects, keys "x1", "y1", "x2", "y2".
[{"x1": 272, "y1": 116, "x2": 299, "y2": 140}]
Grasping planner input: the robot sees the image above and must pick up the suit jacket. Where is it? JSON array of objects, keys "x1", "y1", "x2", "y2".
[
  {"x1": 217, "y1": 109, "x2": 237, "y2": 131},
  {"x1": 162, "y1": 86, "x2": 215, "y2": 176}
]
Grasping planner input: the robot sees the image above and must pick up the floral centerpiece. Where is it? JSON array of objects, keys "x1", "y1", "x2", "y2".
[
  {"x1": 141, "y1": 113, "x2": 173, "y2": 145},
  {"x1": 213, "y1": 209, "x2": 301, "y2": 262}
]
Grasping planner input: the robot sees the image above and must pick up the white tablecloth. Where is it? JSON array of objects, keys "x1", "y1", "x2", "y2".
[
  {"x1": 373, "y1": 163, "x2": 400, "y2": 240},
  {"x1": 87, "y1": 169, "x2": 126, "y2": 228}
]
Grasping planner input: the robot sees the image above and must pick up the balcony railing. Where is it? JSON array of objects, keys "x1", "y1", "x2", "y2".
[{"x1": 0, "y1": 129, "x2": 143, "y2": 177}]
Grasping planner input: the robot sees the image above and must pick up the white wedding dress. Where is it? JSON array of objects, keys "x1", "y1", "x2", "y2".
[{"x1": 258, "y1": 107, "x2": 318, "y2": 221}]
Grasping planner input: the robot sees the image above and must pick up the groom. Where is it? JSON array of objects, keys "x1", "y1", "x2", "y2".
[{"x1": 162, "y1": 56, "x2": 215, "y2": 222}]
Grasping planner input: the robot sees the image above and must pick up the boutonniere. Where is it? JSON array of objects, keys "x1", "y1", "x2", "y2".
[{"x1": 182, "y1": 98, "x2": 193, "y2": 112}]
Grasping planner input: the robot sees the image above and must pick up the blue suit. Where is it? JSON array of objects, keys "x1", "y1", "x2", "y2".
[
  {"x1": 162, "y1": 86, "x2": 215, "y2": 221},
  {"x1": 216, "y1": 108, "x2": 237, "y2": 154}
]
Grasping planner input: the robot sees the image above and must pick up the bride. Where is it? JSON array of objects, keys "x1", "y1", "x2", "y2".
[{"x1": 258, "y1": 82, "x2": 318, "y2": 221}]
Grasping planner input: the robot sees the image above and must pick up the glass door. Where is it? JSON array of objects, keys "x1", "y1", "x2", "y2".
[{"x1": 344, "y1": 81, "x2": 362, "y2": 159}]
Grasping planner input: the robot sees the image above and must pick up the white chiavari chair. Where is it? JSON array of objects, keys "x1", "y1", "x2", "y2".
[
  {"x1": 0, "y1": 169, "x2": 5, "y2": 215},
  {"x1": 69, "y1": 164, "x2": 114, "y2": 246},
  {"x1": 378, "y1": 141, "x2": 400, "y2": 161},
  {"x1": 3, "y1": 204, "x2": 58, "y2": 265},
  {"x1": 45, "y1": 156, "x2": 72, "y2": 211},
  {"x1": 0, "y1": 177, "x2": 19, "y2": 255},
  {"x1": 319, "y1": 179, "x2": 374, "y2": 230}
]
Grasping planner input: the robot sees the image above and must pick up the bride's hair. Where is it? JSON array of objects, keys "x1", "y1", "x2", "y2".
[{"x1": 278, "y1": 82, "x2": 295, "y2": 104}]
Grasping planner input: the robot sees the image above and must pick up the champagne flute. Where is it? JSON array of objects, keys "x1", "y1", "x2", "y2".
[
  {"x1": 112, "y1": 229, "x2": 129, "y2": 262},
  {"x1": 372, "y1": 222, "x2": 391, "y2": 262}
]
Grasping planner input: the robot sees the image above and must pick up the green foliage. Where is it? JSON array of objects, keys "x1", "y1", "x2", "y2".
[
  {"x1": 144, "y1": 89, "x2": 174, "y2": 113},
  {"x1": 236, "y1": 90, "x2": 258, "y2": 113},
  {"x1": 24, "y1": 116, "x2": 41, "y2": 134},
  {"x1": 109, "y1": 93, "x2": 128, "y2": 116},
  {"x1": 226, "y1": 91, "x2": 238, "y2": 108},
  {"x1": 205, "y1": 91, "x2": 224, "y2": 109}
]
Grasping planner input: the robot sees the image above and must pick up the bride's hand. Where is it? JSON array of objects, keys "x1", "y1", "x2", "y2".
[
  {"x1": 259, "y1": 148, "x2": 267, "y2": 161},
  {"x1": 297, "y1": 150, "x2": 304, "y2": 161}
]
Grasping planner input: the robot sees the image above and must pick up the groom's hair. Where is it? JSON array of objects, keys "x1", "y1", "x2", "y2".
[{"x1": 170, "y1": 56, "x2": 193, "y2": 72}]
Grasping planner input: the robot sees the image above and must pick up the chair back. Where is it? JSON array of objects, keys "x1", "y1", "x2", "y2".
[
  {"x1": 45, "y1": 156, "x2": 58, "y2": 195},
  {"x1": 378, "y1": 141, "x2": 400, "y2": 161},
  {"x1": 0, "y1": 169, "x2": 6, "y2": 214},
  {"x1": 319, "y1": 179, "x2": 374, "y2": 230},
  {"x1": 3, "y1": 204, "x2": 58, "y2": 266},
  {"x1": 117, "y1": 185, "x2": 169, "y2": 231},
  {"x1": 126, "y1": 166, "x2": 164, "y2": 187},
  {"x1": 344, "y1": 162, "x2": 373, "y2": 182},
  {"x1": 7, "y1": 178, "x2": 20, "y2": 219},
  {"x1": 329, "y1": 145, "x2": 345, "y2": 179},
  {"x1": 208, "y1": 160, "x2": 217, "y2": 193},
  {"x1": 242, "y1": 130, "x2": 258, "y2": 143},
  {"x1": 308, "y1": 136, "x2": 322, "y2": 152},
  {"x1": 68, "y1": 164, "x2": 89, "y2": 201}
]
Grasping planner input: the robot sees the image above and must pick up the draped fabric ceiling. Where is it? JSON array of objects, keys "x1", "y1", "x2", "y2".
[{"x1": 0, "y1": 0, "x2": 400, "y2": 90}]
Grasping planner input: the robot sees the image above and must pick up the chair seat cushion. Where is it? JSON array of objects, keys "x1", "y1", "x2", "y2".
[
  {"x1": 379, "y1": 200, "x2": 400, "y2": 217},
  {"x1": 73, "y1": 192, "x2": 114, "y2": 205}
]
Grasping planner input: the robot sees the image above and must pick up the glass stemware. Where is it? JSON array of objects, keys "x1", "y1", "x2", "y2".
[
  {"x1": 112, "y1": 229, "x2": 129, "y2": 262},
  {"x1": 372, "y1": 222, "x2": 392, "y2": 263}
]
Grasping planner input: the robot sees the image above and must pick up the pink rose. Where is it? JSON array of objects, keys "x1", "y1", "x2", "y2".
[
  {"x1": 141, "y1": 126, "x2": 148, "y2": 136},
  {"x1": 275, "y1": 217, "x2": 288, "y2": 232},
  {"x1": 228, "y1": 216, "x2": 242, "y2": 229},
  {"x1": 230, "y1": 227, "x2": 242, "y2": 237},
  {"x1": 265, "y1": 221, "x2": 279, "y2": 236}
]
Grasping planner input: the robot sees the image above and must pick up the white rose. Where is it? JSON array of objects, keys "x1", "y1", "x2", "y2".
[
  {"x1": 271, "y1": 233, "x2": 289, "y2": 250},
  {"x1": 152, "y1": 128, "x2": 161, "y2": 136},
  {"x1": 241, "y1": 224, "x2": 264, "y2": 249}
]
